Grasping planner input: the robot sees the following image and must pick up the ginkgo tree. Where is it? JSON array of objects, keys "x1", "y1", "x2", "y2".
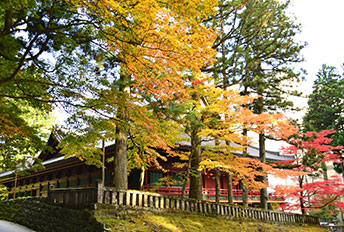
[{"x1": 275, "y1": 130, "x2": 344, "y2": 215}]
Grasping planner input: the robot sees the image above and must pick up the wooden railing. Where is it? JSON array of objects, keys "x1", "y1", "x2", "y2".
[
  {"x1": 142, "y1": 186, "x2": 284, "y2": 202},
  {"x1": 48, "y1": 185, "x2": 97, "y2": 205},
  {"x1": 47, "y1": 184, "x2": 319, "y2": 225},
  {"x1": 97, "y1": 184, "x2": 319, "y2": 225}
]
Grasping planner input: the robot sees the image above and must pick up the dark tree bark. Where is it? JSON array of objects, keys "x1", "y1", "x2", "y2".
[
  {"x1": 242, "y1": 128, "x2": 249, "y2": 207},
  {"x1": 227, "y1": 173, "x2": 233, "y2": 204},
  {"x1": 299, "y1": 177, "x2": 306, "y2": 215},
  {"x1": 181, "y1": 154, "x2": 192, "y2": 199},
  {"x1": 189, "y1": 128, "x2": 202, "y2": 200},
  {"x1": 114, "y1": 74, "x2": 130, "y2": 190},
  {"x1": 259, "y1": 132, "x2": 268, "y2": 209},
  {"x1": 242, "y1": 188, "x2": 248, "y2": 207},
  {"x1": 114, "y1": 127, "x2": 128, "y2": 190},
  {"x1": 215, "y1": 168, "x2": 220, "y2": 204}
]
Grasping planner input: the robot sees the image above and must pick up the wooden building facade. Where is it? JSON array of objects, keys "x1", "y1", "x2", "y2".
[{"x1": 0, "y1": 135, "x2": 289, "y2": 205}]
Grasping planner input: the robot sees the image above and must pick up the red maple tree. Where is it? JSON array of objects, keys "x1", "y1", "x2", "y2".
[{"x1": 275, "y1": 130, "x2": 344, "y2": 215}]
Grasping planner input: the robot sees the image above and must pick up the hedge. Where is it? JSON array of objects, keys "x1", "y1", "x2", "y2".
[{"x1": 0, "y1": 198, "x2": 103, "y2": 232}]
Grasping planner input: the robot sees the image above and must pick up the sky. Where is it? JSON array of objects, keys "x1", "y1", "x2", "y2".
[
  {"x1": 290, "y1": 0, "x2": 344, "y2": 85},
  {"x1": 260, "y1": 0, "x2": 344, "y2": 151},
  {"x1": 276, "y1": 0, "x2": 344, "y2": 122}
]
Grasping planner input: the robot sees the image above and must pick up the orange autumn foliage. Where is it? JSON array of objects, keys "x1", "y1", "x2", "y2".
[
  {"x1": 69, "y1": 0, "x2": 218, "y2": 101},
  {"x1": 241, "y1": 112, "x2": 298, "y2": 140},
  {"x1": 177, "y1": 78, "x2": 300, "y2": 190}
]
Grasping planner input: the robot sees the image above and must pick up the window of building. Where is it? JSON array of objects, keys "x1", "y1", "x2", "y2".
[
  {"x1": 171, "y1": 173, "x2": 183, "y2": 187},
  {"x1": 149, "y1": 171, "x2": 164, "y2": 186}
]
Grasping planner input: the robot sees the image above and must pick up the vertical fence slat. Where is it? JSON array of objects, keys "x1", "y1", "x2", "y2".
[{"x1": 138, "y1": 193, "x2": 143, "y2": 207}]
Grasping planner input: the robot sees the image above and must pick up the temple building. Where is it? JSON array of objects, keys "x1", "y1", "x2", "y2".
[{"x1": 0, "y1": 133, "x2": 292, "y2": 206}]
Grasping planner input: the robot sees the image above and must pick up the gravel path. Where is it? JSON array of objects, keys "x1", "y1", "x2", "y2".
[{"x1": 0, "y1": 220, "x2": 34, "y2": 232}]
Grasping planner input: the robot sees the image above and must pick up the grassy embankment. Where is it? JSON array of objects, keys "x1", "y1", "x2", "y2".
[
  {"x1": 95, "y1": 206, "x2": 327, "y2": 232},
  {"x1": 0, "y1": 198, "x2": 327, "y2": 232}
]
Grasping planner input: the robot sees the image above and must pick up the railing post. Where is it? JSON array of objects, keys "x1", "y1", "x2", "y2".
[
  {"x1": 132, "y1": 192, "x2": 137, "y2": 207},
  {"x1": 96, "y1": 182, "x2": 104, "y2": 203},
  {"x1": 112, "y1": 191, "x2": 117, "y2": 204},
  {"x1": 104, "y1": 191, "x2": 110, "y2": 204},
  {"x1": 160, "y1": 196, "x2": 164, "y2": 209},
  {"x1": 176, "y1": 198, "x2": 180, "y2": 210},
  {"x1": 143, "y1": 194, "x2": 148, "y2": 207},
  {"x1": 126, "y1": 191, "x2": 131, "y2": 206},
  {"x1": 165, "y1": 197, "x2": 170, "y2": 209},
  {"x1": 118, "y1": 190, "x2": 124, "y2": 205}
]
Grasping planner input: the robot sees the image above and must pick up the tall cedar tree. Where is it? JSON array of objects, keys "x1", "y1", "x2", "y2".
[
  {"x1": 303, "y1": 64, "x2": 344, "y2": 177},
  {"x1": 205, "y1": 0, "x2": 305, "y2": 208}
]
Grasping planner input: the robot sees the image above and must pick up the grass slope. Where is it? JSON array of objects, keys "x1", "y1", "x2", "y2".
[{"x1": 96, "y1": 209, "x2": 327, "y2": 232}]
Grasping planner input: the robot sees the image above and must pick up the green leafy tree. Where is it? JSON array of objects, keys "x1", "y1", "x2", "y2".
[
  {"x1": 0, "y1": 0, "x2": 101, "y2": 167},
  {"x1": 303, "y1": 64, "x2": 344, "y2": 176}
]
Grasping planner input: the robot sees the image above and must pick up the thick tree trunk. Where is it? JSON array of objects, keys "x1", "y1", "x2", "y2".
[
  {"x1": 227, "y1": 173, "x2": 233, "y2": 204},
  {"x1": 215, "y1": 168, "x2": 220, "y2": 204},
  {"x1": 259, "y1": 133, "x2": 268, "y2": 209},
  {"x1": 242, "y1": 188, "x2": 248, "y2": 207},
  {"x1": 114, "y1": 128, "x2": 128, "y2": 190},
  {"x1": 114, "y1": 74, "x2": 129, "y2": 190},
  {"x1": 189, "y1": 128, "x2": 202, "y2": 200},
  {"x1": 181, "y1": 154, "x2": 192, "y2": 199}
]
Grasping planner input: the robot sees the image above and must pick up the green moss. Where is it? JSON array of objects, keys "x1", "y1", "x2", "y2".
[
  {"x1": 96, "y1": 210, "x2": 327, "y2": 232},
  {"x1": 0, "y1": 199, "x2": 326, "y2": 232}
]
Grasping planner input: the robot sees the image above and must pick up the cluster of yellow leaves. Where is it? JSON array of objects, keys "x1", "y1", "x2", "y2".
[
  {"x1": 69, "y1": 0, "x2": 218, "y2": 101},
  {"x1": 126, "y1": 102, "x2": 183, "y2": 172},
  {"x1": 189, "y1": 81, "x2": 255, "y2": 142},
  {"x1": 183, "y1": 81, "x2": 302, "y2": 189}
]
